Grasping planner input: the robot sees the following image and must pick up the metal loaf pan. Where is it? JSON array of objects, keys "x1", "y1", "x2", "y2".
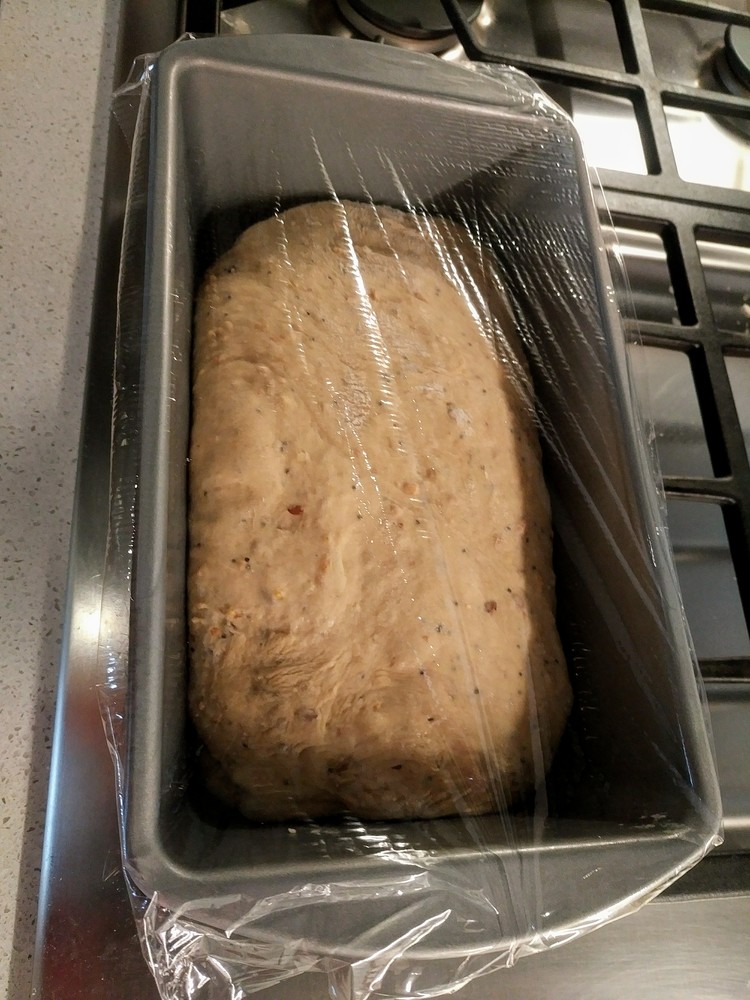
[{"x1": 123, "y1": 35, "x2": 721, "y2": 960}]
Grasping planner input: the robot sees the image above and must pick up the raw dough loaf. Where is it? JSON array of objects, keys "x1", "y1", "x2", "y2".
[{"x1": 188, "y1": 200, "x2": 571, "y2": 822}]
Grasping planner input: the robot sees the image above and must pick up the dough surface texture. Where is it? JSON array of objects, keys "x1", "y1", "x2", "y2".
[{"x1": 188, "y1": 200, "x2": 571, "y2": 821}]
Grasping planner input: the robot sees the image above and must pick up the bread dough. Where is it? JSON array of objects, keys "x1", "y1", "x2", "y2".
[{"x1": 188, "y1": 200, "x2": 571, "y2": 821}]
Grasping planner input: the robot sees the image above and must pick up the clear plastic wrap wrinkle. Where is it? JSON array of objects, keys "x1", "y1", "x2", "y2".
[{"x1": 100, "y1": 33, "x2": 722, "y2": 1000}]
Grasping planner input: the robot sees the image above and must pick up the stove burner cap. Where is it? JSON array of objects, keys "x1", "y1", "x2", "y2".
[
  {"x1": 713, "y1": 23, "x2": 750, "y2": 137},
  {"x1": 724, "y1": 24, "x2": 750, "y2": 93},
  {"x1": 342, "y1": 0, "x2": 481, "y2": 40}
]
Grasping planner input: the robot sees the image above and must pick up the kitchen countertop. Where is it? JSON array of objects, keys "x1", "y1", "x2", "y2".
[{"x1": 0, "y1": 1, "x2": 120, "y2": 995}]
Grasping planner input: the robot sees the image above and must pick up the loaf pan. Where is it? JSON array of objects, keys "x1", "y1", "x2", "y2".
[{"x1": 121, "y1": 35, "x2": 721, "y2": 963}]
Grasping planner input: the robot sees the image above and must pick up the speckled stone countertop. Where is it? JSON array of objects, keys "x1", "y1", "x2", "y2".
[{"x1": 0, "y1": 2, "x2": 120, "y2": 994}]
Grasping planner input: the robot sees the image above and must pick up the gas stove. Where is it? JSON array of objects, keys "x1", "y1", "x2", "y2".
[{"x1": 33, "y1": 2, "x2": 750, "y2": 998}]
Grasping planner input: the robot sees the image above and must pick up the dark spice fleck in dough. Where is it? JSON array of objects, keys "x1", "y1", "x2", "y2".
[{"x1": 188, "y1": 200, "x2": 572, "y2": 822}]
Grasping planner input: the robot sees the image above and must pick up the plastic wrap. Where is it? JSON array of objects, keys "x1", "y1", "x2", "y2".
[{"x1": 99, "y1": 35, "x2": 723, "y2": 1000}]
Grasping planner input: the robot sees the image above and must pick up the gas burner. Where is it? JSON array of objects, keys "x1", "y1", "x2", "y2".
[
  {"x1": 716, "y1": 24, "x2": 750, "y2": 99},
  {"x1": 310, "y1": 0, "x2": 482, "y2": 56},
  {"x1": 713, "y1": 24, "x2": 750, "y2": 138}
]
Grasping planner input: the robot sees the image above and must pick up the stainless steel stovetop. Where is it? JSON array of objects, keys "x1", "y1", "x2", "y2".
[{"x1": 32, "y1": 2, "x2": 750, "y2": 998}]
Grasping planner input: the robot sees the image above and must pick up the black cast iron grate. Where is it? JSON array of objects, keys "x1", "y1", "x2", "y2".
[{"x1": 186, "y1": 0, "x2": 750, "y2": 682}]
